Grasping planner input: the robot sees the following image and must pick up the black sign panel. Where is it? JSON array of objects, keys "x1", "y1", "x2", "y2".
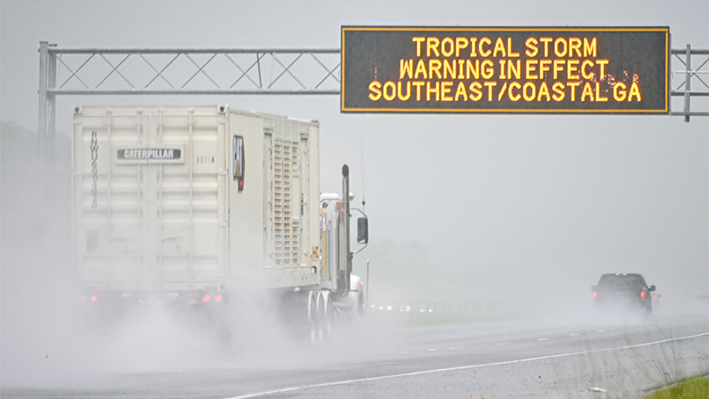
[
  {"x1": 341, "y1": 27, "x2": 669, "y2": 114},
  {"x1": 117, "y1": 148, "x2": 182, "y2": 160}
]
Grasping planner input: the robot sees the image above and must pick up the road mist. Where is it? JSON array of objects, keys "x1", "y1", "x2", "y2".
[{"x1": 0, "y1": 122, "x2": 399, "y2": 388}]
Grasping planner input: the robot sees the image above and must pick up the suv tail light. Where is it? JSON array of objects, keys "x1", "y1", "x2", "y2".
[
  {"x1": 640, "y1": 291, "x2": 646, "y2": 298},
  {"x1": 593, "y1": 292, "x2": 598, "y2": 298}
]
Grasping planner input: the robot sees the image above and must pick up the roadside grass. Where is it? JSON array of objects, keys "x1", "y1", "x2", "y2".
[
  {"x1": 642, "y1": 377, "x2": 709, "y2": 399},
  {"x1": 390, "y1": 317, "x2": 709, "y2": 398},
  {"x1": 367, "y1": 307, "x2": 709, "y2": 398},
  {"x1": 391, "y1": 312, "x2": 709, "y2": 398},
  {"x1": 611, "y1": 321, "x2": 709, "y2": 399}
]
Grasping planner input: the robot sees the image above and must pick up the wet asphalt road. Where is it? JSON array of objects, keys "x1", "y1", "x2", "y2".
[{"x1": 2, "y1": 312, "x2": 708, "y2": 399}]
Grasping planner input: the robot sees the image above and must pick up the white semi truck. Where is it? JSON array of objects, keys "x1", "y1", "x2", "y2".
[{"x1": 72, "y1": 105, "x2": 368, "y2": 339}]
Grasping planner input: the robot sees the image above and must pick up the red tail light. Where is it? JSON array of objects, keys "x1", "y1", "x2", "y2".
[
  {"x1": 79, "y1": 295, "x2": 86, "y2": 301},
  {"x1": 593, "y1": 292, "x2": 598, "y2": 298},
  {"x1": 202, "y1": 295, "x2": 211, "y2": 303},
  {"x1": 215, "y1": 294, "x2": 223, "y2": 302},
  {"x1": 91, "y1": 295, "x2": 98, "y2": 302},
  {"x1": 640, "y1": 291, "x2": 646, "y2": 298}
]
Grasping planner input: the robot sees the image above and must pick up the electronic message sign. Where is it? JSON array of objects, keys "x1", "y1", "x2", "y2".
[{"x1": 341, "y1": 27, "x2": 669, "y2": 114}]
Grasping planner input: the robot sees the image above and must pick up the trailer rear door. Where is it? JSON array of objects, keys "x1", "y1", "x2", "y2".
[{"x1": 73, "y1": 107, "x2": 227, "y2": 292}]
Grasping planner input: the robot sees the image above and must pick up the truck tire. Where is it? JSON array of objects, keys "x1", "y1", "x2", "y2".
[
  {"x1": 317, "y1": 290, "x2": 333, "y2": 342},
  {"x1": 307, "y1": 290, "x2": 319, "y2": 344}
]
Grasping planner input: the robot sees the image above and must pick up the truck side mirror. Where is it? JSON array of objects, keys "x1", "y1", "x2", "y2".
[
  {"x1": 357, "y1": 217, "x2": 368, "y2": 244},
  {"x1": 649, "y1": 285, "x2": 656, "y2": 292}
]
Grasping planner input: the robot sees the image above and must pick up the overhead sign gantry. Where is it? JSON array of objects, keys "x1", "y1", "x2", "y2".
[
  {"x1": 341, "y1": 27, "x2": 670, "y2": 114},
  {"x1": 34, "y1": 30, "x2": 709, "y2": 165},
  {"x1": 28, "y1": 33, "x2": 709, "y2": 228}
]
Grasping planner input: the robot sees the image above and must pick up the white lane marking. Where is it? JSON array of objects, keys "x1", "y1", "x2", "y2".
[
  {"x1": 537, "y1": 338, "x2": 549, "y2": 341},
  {"x1": 428, "y1": 349, "x2": 436, "y2": 352},
  {"x1": 223, "y1": 332, "x2": 709, "y2": 399},
  {"x1": 596, "y1": 329, "x2": 606, "y2": 333},
  {"x1": 568, "y1": 333, "x2": 580, "y2": 337},
  {"x1": 448, "y1": 346, "x2": 463, "y2": 350}
]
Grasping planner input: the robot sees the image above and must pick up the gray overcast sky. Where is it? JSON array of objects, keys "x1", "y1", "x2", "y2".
[{"x1": 1, "y1": 0, "x2": 708, "y2": 304}]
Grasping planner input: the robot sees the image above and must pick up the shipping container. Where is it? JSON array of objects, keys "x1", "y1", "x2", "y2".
[{"x1": 72, "y1": 106, "x2": 321, "y2": 294}]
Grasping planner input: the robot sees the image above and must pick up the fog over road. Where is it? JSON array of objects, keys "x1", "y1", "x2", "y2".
[
  {"x1": 3, "y1": 312, "x2": 707, "y2": 399},
  {"x1": 1, "y1": 1, "x2": 707, "y2": 398}
]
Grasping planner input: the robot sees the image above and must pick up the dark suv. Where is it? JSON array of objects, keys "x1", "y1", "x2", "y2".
[{"x1": 592, "y1": 273, "x2": 656, "y2": 315}]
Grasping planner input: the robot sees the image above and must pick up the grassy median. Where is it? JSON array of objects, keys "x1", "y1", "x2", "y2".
[{"x1": 643, "y1": 377, "x2": 709, "y2": 399}]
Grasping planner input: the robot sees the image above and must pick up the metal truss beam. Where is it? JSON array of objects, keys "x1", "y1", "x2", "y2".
[
  {"x1": 46, "y1": 89, "x2": 339, "y2": 95},
  {"x1": 44, "y1": 45, "x2": 342, "y2": 95},
  {"x1": 40, "y1": 43, "x2": 708, "y2": 117},
  {"x1": 670, "y1": 46, "x2": 709, "y2": 122}
]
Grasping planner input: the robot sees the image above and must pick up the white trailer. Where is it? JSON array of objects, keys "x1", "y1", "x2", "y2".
[{"x1": 72, "y1": 106, "x2": 367, "y2": 335}]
